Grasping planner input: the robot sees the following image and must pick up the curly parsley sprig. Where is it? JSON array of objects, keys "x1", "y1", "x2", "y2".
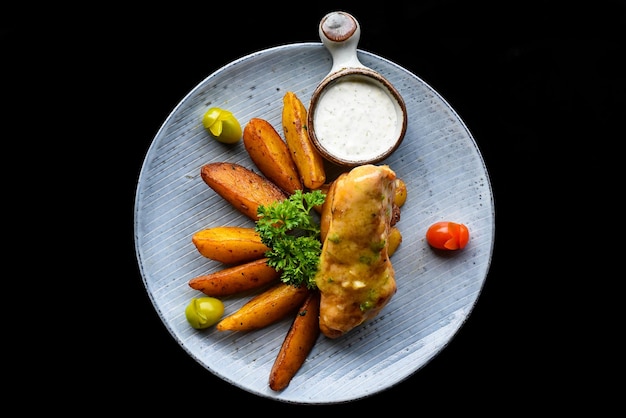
[{"x1": 255, "y1": 189, "x2": 326, "y2": 289}]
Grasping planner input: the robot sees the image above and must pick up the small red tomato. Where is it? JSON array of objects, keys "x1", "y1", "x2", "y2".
[{"x1": 426, "y1": 221, "x2": 469, "y2": 250}]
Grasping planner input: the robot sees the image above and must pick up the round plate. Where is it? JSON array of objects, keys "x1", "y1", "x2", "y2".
[{"x1": 134, "y1": 42, "x2": 494, "y2": 404}]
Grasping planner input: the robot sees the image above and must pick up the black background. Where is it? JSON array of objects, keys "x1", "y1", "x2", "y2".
[{"x1": 4, "y1": 1, "x2": 624, "y2": 412}]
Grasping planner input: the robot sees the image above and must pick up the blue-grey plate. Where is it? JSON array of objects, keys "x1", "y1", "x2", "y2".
[{"x1": 134, "y1": 42, "x2": 494, "y2": 404}]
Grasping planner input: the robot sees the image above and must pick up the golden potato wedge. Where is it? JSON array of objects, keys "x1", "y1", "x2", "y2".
[
  {"x1": 243, "y1": 117, "x2": 303, "y2": 195},
  {"x1": 319, "y1": 177, "x2": 341, "y2": 243},
  {"x1": 312, "y1": 182, "x2": 331, "y2": 214},
  {"x1": 269, "y1": 290, "x2": 321, "y2": 391},
  {"x1": 390, "y1": 203, "x2": 401, "y2": 227},
  {"x1": 216, "y1": 282, "x2": 310, "y2": 332},
  {"x1": 192, "y1": 226, "x2": 269, "y2": 264},
  {"x1": 282, "y1": 91, "x2": 326, "y2": 190},
  {"x1": 393, "y1": 178, "x2": 407, "y2": 207},
  {"x1": 388, "y1": 226, "x2": 403, "y2": 257},
  {"x1": 201, "y1": 162, "x2": 287, "y2": 221},
  {"x1": 188, "y1": 258, "x2": 280, "y2": 297}
]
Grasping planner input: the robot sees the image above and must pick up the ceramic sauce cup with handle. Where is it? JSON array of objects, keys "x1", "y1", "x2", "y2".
[{"x1": 308, "y1": 11, "x2": 407, "y2": 167}]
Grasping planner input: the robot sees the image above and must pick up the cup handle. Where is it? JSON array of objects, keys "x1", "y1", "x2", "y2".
[{"x1": 319, "y1": 11, "x2": 367, "y2": 75}]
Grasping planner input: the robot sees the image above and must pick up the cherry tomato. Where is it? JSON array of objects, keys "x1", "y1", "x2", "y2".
[{"x1": 425, "y1": 221, "x2": 469, "y2": 250}]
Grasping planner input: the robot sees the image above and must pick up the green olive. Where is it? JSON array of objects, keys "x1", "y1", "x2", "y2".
[
  {"x1": 202, "y1": 107, "x2": 242, "y2": 144},
  {"x1": 185, "y1": 297, "x2": 224, "y2": 329}
]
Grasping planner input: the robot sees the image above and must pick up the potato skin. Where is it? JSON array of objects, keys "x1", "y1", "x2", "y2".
[
  {"x1": 393, "y1": 178, "x2": 407, "y2": 207},
  {"x1": 201, "y1": 162, "x2": 287, "y2": 221},
  {"x1": 387, "y1": 226, "x2": 402, "y2": 257},
  {"x1": 188, "y1": 258, "x2": 280, "y2": 297},
  {"x1": 319, "y1": 178, "x2": 340, "y2": 243},
  {"x1": 216, "y1": 283, "x2": 310, "y2": 332},
  {"x1": 243, "y1": 118, "x2": 303, "y2": 195},
  {"x1": 192, "y1": 226, "x2": 269, "y2": 264},
  {"x1": 312, "y1": 182, "x2": 332, "y2": 214},
  {"x1": 269, "y1": 290, "x2": 321, "y2": 391},
  {"x1": 282, "y1": 91, "x2": 326, "y2": 190}
]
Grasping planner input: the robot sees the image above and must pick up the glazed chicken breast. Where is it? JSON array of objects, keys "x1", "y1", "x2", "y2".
[{"x1": 315, "y1": 164, "x2": 397, "y2": 338}]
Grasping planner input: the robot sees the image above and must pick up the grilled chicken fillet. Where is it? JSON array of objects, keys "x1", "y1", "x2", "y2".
[{"x1": 315, "y1": 164, "x2": 397, "y2": 338}]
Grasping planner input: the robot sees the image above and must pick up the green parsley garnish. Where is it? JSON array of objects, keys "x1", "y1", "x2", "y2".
[{"x1": 255, "y1": 189, "x2": 326, "y2": 289}]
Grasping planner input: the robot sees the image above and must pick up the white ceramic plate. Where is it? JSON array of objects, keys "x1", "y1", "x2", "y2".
[{"x1": 134, "y1": 42, "x2": 494, "y2": 404}]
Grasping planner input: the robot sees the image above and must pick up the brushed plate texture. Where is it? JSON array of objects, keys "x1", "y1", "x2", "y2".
[{"x1": 134, "y1": 42, "x2": 495, "y2": 404}]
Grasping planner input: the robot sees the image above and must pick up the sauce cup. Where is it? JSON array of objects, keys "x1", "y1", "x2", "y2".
[{"x1": 308, "y1": 11, "x2": 407, "y2": 167}]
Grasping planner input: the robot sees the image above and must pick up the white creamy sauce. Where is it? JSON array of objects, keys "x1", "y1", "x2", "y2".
[{"x1": 313, "y1": 79, "x2": 398, "y2": 161}]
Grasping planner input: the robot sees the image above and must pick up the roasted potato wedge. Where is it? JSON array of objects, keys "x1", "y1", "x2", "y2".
[
  {"x1": 282, "y1": 91, "x2": 326, "y2": 190},
  {"x1": 390, "y1": 203, "x2": 401, "y2": 227},
  {"x1": 312, "y1": 182, "x2": 331, "y2": 214},
  {"x1": 201, "y1": 162, "x2": 287, "y2": 221},
  {"x1": 243, "y1": 118, "x2": 303, "y2": 195},
  {"x1": 269, "y1": 290, "x2": 321, "y2": 391},
  {"x1": 388, "y1": 226, "x2": 402, "y2": 257},
  {"x1": 192, "y1": 226, "x2": 269, "y2": 264},
  {"x1": 319, "y1": 178, "x2": 341, "y2": 243},
  {"x1": 393, "y1": 178, "x2": 407, "y2": 207},
  {"x1": 188, "y1": 258, "x2": 280, "y2": 297},
  {"x1": 216, "y1": 282, "x2": 310, "y2": 332}
]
